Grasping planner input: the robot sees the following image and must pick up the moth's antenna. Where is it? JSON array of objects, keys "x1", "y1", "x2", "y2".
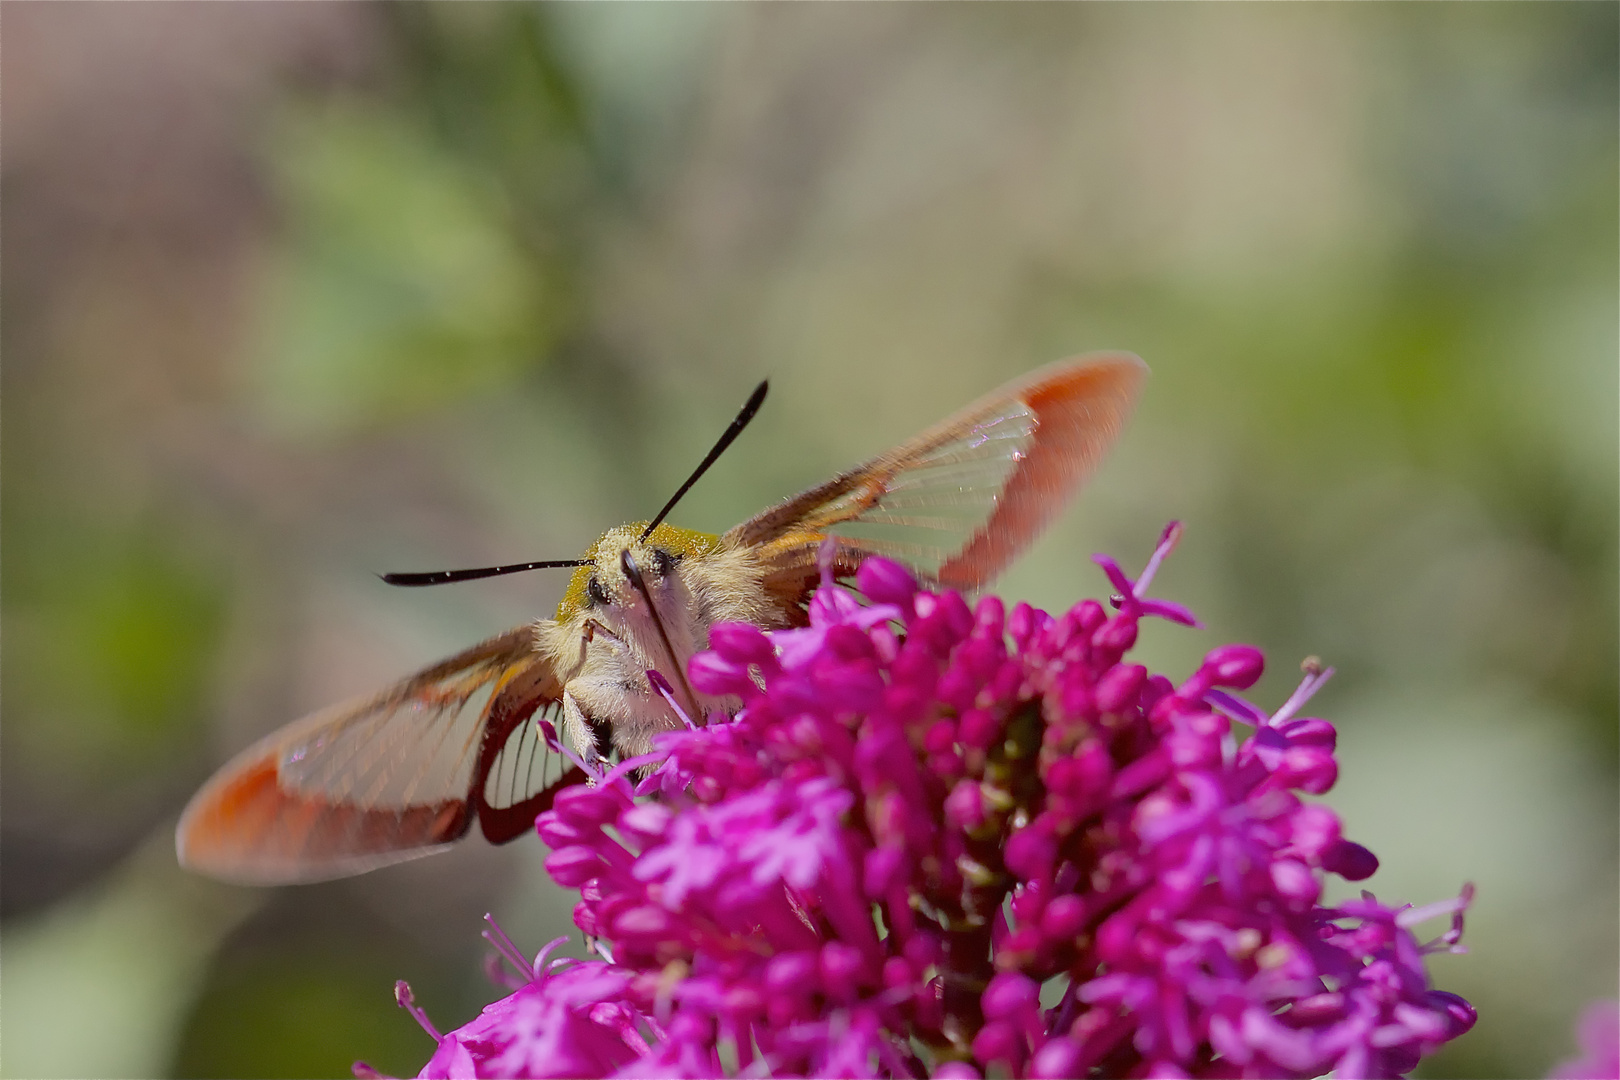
[
  {"x1": 380, "y1": 559, "x2": 590, "y2": 588},
  {"x1": 640, "y1": 380, "x2": 769, "y2": 542},
  {"x1": 383, "y1": 380, "x2": 767, "y2": 584}
]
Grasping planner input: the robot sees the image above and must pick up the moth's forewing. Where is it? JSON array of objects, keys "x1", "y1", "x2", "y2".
[
  {"x1": 731, "y1": 353, "x2": 1147, "y2": 605},
  {"x1": 176, "y1": 626, "x2": 579, "y2": 885}
]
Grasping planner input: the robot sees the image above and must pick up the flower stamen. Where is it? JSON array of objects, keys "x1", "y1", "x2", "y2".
[{"x1": 393, "y1": 981, "x2": 441, "y2": 1042}]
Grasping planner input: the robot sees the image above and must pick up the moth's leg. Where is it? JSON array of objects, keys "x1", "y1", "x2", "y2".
[
  {"x1": 561, "y1": 690, "x2": 611, "y2": 778},
  {"x1": 560, "y1": 693, "x2": 605, "y2": 777},
  {"x1": 583, "y1": 618, "x2": 631, "y2": 657}
]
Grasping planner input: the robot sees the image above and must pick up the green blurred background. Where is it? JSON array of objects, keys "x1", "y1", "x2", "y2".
[{"x1": 2, "y1": 4, "x2": 1614, "y2": 1077}]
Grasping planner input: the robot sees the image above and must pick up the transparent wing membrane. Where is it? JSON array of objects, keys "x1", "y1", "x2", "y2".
[
  {"x1": 733, "y1": 353, "x2": 1147, "y2": 597},
  {"x1": 828, "y1": 402, "x2": 1037, "y2": 579},
  {"x1": 176, "y1": 628, "x2": 557, "y2": 884},
  {"x1": 482, "y1": 699, "x2": 569, "y2": 813},
  {"x1": 280, "y1": 676, "x2": 493, "y2": 811}
]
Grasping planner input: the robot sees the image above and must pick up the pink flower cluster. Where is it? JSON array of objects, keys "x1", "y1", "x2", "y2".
[
  {"x1": 1548, "y1": 1000, "x2": 1620, "y2": 1080},
  {"x1": 377, "y1": 524, "x2": 1475, "y2": 1079}
]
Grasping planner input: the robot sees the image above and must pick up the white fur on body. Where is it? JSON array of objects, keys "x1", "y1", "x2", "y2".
[{"x1": 536, "y1": 527, "x2": 782, "y2": 762}]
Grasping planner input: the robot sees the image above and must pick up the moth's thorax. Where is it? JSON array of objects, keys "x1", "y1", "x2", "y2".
[{"x1": 538, "y1": 522, "x2": 786, "y2": 759}]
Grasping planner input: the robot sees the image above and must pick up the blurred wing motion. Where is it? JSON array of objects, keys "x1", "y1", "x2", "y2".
[
  {"x1": 176, "y1": 627, "x2": 579, "y2": 885},
  {"x1": 730, "y1": 352, "x2": 1147, "y2": 602}
]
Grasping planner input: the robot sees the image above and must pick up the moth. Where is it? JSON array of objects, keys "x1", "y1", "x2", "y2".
[{"x1": 176, "y1": 354, "x2": 1146, "y2": 884}]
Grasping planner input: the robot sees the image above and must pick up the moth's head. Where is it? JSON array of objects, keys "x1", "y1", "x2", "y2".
[{"x1": 556, "y1": 522, "x2": 722, "y2": 622}]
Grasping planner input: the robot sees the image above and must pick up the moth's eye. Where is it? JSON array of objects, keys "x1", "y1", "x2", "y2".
[
  {"x1": 650, "y1": 548, "x2": 677, "y2": 577},
  {"x1": 586, "y1": 576, "x2": 610, "y2": 606}
]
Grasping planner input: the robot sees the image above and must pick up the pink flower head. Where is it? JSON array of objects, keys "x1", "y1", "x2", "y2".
[
  {"x1": 1550, "y1": 1000, "x2": 1620, "y2": 1080},
  {"x1": 382, "y1": 524, "x2": 1474, "y2": 1079}
]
